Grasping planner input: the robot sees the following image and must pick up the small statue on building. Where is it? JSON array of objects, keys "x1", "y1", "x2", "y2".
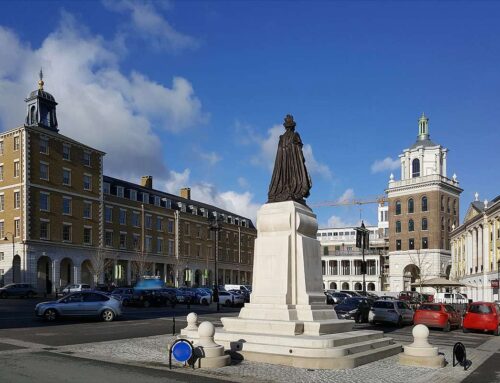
[{"x1": 267, "y1": 114, "x2": 312, "y2": 206}]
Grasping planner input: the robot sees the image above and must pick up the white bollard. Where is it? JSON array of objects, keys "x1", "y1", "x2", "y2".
[{"x1": 399, "y1": 324, "x2": 445, "y2": 368}]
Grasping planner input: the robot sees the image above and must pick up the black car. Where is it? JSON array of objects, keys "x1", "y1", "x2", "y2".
[
  {"x1": 129, "y1": 289, "x2": 175, "y2": 308},
  {"x1": 328, "y1": 292, "x2": 350, "y2": 304},
  {"x1": 111, "y1": 288, "x2": 134, "y2": 306},
  {"x1": 334, "y1": 297, "x2": 372, "y2": 323},
  {"x1": 0, "y1": 283, "x2": 37, "y2": 298}
]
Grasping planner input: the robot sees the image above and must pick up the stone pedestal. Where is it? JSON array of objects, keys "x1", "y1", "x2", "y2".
[
  {"x1": 195, "y1": 322, "x2": 231, "y2": 368},
  {"x1": 183, "y1": 201, "x2": 401, "y2": 369},
  {"x1": 399, "y1": 325, "x2": 445, "y2": 368}
]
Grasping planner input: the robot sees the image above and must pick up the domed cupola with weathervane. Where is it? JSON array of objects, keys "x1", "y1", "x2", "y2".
[{"x1": 24, "y1": 69, "x2": 58, "y2": 132}]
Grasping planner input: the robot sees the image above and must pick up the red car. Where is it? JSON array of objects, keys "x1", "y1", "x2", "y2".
[
  {"x1": 414, "y1": 303, "x2": 462, "y2": 331},
  {"x1": 463, "y1": 302, "x2": 500, "y2": 335}
]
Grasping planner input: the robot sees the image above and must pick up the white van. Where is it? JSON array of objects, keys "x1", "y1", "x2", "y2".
[
  {"x1": 224, "y1": 284, "x2": 251, "y2": 293},
  {"x1": 435, "y1": 292, "x2": 468, "y2": 304}
]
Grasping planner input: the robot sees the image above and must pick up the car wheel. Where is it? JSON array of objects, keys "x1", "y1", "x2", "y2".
[
  {"x1": 444, "y1": 321, "x2": 451, "y2": 332},
  {"x1": 27, "y1": 291, "x2": 35, "y2": 299},
  {"x1": 494, "y1": 326, "x2": 500, "y2": 336},
  {"x1": 101, "y1": 309, "x2": 115, "y2": 322},
  {"x1": 143, "y1": 300, "x2": 151, "y2": 308},
  {"x1": 225, "y1": 299, "x2": 231, "y2": 307},
  {"x1": 397, "y1": 316, "x2": 403, "y2": 328},
  {"x1": 0, "y1": 292, "x2": 7, "y2": 299},
  {"x1": 463, "y1": 327, "x2": 469, "y2": 333},
  {"x1": 122, "y1": 299, "x2": 128, "y2": 307},
  {"x1": 201, "y1": 298, "x2": 208, "y2": 306},
  {"x1": 44, "y1": 309, "x2": 57, "y2": 322}
]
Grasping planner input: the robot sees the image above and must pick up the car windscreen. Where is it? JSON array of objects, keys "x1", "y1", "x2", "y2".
[
  {"x1": 373, "y1": 301, "x2": 394, "y2": 309},
  {"x1": 419, "y1": 305, "x2": 441, "y2": 311},
  {"x1": 469, "y1": 304, "x2": 492, "y2": 314},
  {"x1": 340, "y1": 298, "x2": 360, "y2": 307}
]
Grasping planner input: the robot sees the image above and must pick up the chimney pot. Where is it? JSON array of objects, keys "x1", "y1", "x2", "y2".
[
  {"x1": 180, "y1": 187, "x2": 191, "y2": 200},
  {"x1": 141, "y1": 176, "x2": 153, "y2": 189}
]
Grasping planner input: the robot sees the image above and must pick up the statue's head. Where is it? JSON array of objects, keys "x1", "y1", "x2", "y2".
[{"x1": 283, "y1": 114, "x2": 296, "y2": 130}]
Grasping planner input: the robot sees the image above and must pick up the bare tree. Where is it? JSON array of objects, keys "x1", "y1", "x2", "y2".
[
  {"x1": 89, "y1": 247, "x2": 115, "y2": 287},
  {"x1": 408, "y1": 248, "x2": 433, "y2": 294},
  {"x1": 131, "y1": 249, "x2": 152, "y2": 283}
]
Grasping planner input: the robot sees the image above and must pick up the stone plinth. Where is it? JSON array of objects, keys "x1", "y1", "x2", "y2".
[
  {"x1": 182, "y1": 201, "x2": 401, "y2": 369},
  {"x1": 399, "y1": 325, "x2": 445, "y2": 368}
]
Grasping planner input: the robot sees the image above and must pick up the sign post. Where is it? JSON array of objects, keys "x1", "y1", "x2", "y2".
[{"x1": 355, "y1": 221, "x2": 370, "y2": 294}]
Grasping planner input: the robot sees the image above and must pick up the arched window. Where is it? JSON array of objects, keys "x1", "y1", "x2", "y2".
[
  {"x1": 412, "y1": 158, "x2": 420, "y2": 178},
  {"x1": 441, "y1": 195, "x2": 444, "y2": 211},
  {"x1": 408, "y1": 198, "x2": 414, "y2": 213},
  {"x1": 396, "y1": 221, "x2": 401, "y2": 233},
  {"x1": 408, "y1": 219, "x2": 414, "y2": 232},
  {"x1": 421, "y1": 196, "x2": 428, "y2": 212},
  {"x1": 447, "y1": 219, "x2": 451, "y2": 232},
  {"x1": 453, "y1": 200, "x2": 457, "y2": 215},
  {"x1": 441, "y1": 217, "x2": 445, "y2": 231},
  {"x1": 395, "y1": 200, "x2": 401, "y2": 215},
  {"x1": 421, "y1": 217, "x2": 428, "y2": 230},
  {"x1": 447, "y1": 197, "x2": 450, "y2": 213},
  {"x1": 30, "y1": 106, "x2": 36, "y2": 124}
]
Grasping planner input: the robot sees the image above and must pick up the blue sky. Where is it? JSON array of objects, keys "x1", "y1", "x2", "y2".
[{"x1": 0, "y1": 1, "x2": 499, "y2": 226}]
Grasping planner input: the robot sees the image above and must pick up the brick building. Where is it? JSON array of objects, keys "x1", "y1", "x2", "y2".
[
  {"x1": 0, "y1": 75, "x2": 256, "y2": 292},
  {"x1": 386, "y1": 114, "x2": 462, "y2": 292}
]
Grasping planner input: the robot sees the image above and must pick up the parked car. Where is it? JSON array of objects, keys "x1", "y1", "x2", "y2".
[
  {"x1": 340, "y1": 290, "x2": 362, "y2": 297},
  {"x1": 378, "y1": 295, "x2": 396, "y2": 301},
  {"x1": 176, "y1": 288, "x2": 196, "y2": 304},
  {"x1": 334, "y1": 297, "x2": 372, "y2": 323},
  {"x1": 110, "y1": 288, "x2": 134, "y2": 306},
  {"x1": 398, "y1": 291, "x2": 422, "y2": 304},
  {"x1": 192, "y1": 288, "x2": 211, "y2": 305},
  {"x1": 463, "y1": 302, "x2": 500, "y2": 335},
  {"x1": 218, "y1": 291, "x2": 244, "y2": 306},
  {"x1": 159, "y1": 288, "x2": 178, "y2": 307},
  {"x1": 327, "y1": 291, "x2": 350, "y2": 304},
  {"x1": 129, "y1": 289, "x2": 174, "y2": 308},
  {"x1": 0, "y1": 283, "x2": 37, "y2": 298},
  {"x1": 61, "y1": 284, "x2": 91, "y2": 294},
  {"x1": 434, "y1": 292, "x2": 468, "y2": 304},
  {"x1": 35, "y1": 291, "x2": 122, "y2": 322},
  {"x1": 414, "y1": 303, "x2": 461, "y2": 331},
  {"x1": 369, "y1": 300, "x2": 414, "y2": 327}
]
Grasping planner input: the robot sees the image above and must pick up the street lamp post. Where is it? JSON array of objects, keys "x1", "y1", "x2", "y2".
[
  {"x1": 3, "y1": 232, "x2": 15, "y2": 283},
  {"x1": 208, "y1": 214, "x2": 223, "y2": 312},
  {"x1": 355, "y1": 221, "x2": 369, "y2": 294},
  {"x1": 497, "y1": 260, "x2": 500, "y2": 300}
]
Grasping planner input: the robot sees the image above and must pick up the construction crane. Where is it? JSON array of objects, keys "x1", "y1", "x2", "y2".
[{"x1": 309, "y1": 196, "x2": 388, "y2": 208}]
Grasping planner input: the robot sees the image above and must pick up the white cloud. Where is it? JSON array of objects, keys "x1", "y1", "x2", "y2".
[
  {"x1": 371, "y1": 157, "x2": 400, "y2": 173},
  {"x1": 337, "y1": 188, "x2": 355, "y2": 203},
  {"x1": 163, "y1": 169, "x2": 259, "y2": 222},
  {"x1": 0, "y1": 13, "x2": 206, "y2": 181},
  {"x1": 248, "y1": 123, "x2": 332, "y2": 179},
  {"x1": 327, "y1": 215, "x2": 349, "y2": 228},
  {"x1": 103, "y1": 0, "x2": 199, "y2": 52},
  {"x1": 199, "y1": 151, "x2": 222, "y2": 166},
  {"x1": 237, "y1": 177, "x2": 249, "y2": 189}
]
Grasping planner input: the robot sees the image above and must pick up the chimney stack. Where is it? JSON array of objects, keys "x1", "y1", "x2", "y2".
[
  {"x1": 141, "y1": 176, "x2": 153, "y2": 189},
  {"x1": 180, "y1": 187, "x2": 191, "y2": 200}
]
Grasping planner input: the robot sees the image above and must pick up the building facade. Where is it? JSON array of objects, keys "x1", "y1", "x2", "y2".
[
  {"x1": 387, "y1": 114, "x2": 462, "y2": 292},
  {"x1": 451, "y1": 194, "x2": 500, "y2": 302},
  {"x1": 0, "y1": 77, "x2": 256, "y2": 292},
  {"x1": 318, "y1": 204, "x2": 389, "y2": 292}
]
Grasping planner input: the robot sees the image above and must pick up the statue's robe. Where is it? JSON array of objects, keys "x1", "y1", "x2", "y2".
[{"x1": 267, "y1": 129, "x2": 312, "y2": 205}]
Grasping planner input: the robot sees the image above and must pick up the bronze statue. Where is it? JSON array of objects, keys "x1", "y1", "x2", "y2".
[{"x1": 267, "y1": 115, "x2": 312, "y2": 205}]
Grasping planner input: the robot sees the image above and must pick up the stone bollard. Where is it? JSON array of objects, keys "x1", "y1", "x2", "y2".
[
  {"x1": 180, "y1": 312, "x2": 198, "y2": 337},
  {"x1": 399, "y1": 324, "x2": 445, "y2": 368},
  {"x1": 195, "y1": 321, "x2": 230, "y2": 368}
]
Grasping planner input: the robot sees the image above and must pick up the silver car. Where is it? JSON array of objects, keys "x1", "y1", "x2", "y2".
[
  {"x1": 368, "y1": 299, "x2": 414, "y2": 327},
  {"x1": 35, "y1": 291, "x2": 122, "y2": 322}
]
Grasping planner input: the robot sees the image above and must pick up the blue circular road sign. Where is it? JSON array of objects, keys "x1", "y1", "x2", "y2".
[{"x1": 171, "y1": 340, "x2": 193, "y2": 363}]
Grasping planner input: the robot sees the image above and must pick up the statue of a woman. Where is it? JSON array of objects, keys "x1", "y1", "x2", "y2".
[{"x1": 267, "y1": 115, "x2": 312, "y2": 206}]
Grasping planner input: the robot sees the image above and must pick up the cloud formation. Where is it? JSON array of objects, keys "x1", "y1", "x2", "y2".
[
  {"x1": 103, "y1": 0, "x2": 199, "y2": 52},
  {"x1": 0, "y1": 13, "x2": 206, "y2": 181},
  {"x1": 371, "y1": 157, "x2": 400, "y2": 173},
  {"x1": 337, "y1": 188, "x2": 355, "y2": 203}
]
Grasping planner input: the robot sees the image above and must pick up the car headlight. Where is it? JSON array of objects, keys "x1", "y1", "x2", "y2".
[{"x1": 348, "y1": 309, "x2": 358, "y2": 314}]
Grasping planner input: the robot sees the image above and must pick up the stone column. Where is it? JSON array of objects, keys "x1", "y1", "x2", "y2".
[
  {"x1": 51, "y1": 259, "x2": 59, "y2": 293},
  {"x1": 126, "y1": 260, "x2": 131, "y2": 286},
  {"x1": 73, "y1": 264, "x2": 81, "y2": 284},
  {"x1": 163, "y1": 263, "x2": 167, "y2": 283},
  {"x1": 472, "y1": 229, "x2": 477, "y2": 273}
]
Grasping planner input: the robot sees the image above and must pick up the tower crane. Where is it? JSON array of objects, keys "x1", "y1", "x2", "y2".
[{"x1": 309, "y1": 196, "x2": 388, "y2": 208}]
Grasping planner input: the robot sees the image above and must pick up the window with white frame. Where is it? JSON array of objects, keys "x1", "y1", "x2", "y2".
[
  {"x1": 105, "y1": 230, "x2": 113, "y2": 247},
  {"x1": 40, "y1": 220, "x2": 49, "y2": 240},
  {"x1": 83, "y1": 227, "x2": 92, "y2": 245},
  {"x1": 167, "y1": 219, "x2": 174, "y2": 233},
  {"x1": 105, "y1": 206, "x2": 113, "y2": 223},
  {"x1": 14, "y1": 160, "x2": 20, "y2": 178},
  {"x1": 132, "y1": 234, "x2": 140, "y2": 250},
  {"x1": 40, "y1": 162, "x2": 48, "y2": 180},
  {"x1": 154, "y1": 196, "x2": 161, "y2": 206},
  {"x1": 63, "y1": 223, "x2": 72, "y2": 242},
  {"x1": 83, "y1": 174, "x2": 92, "y2": 191},
  {"x1": 145, "y1": 214, "x2": 152, "y2": 229},
  {"x1": 83, "y1": 151, "x2": 91, "y2": 166},
  {"x1": 0, "y1": 221, "x2": 4, "y2": 238},
  {"x1": 0, "y1": 195, "x2": 2, "y2": 211},
  {"x1": 14, "y1": 218, "x2": 20, "y2": 237},
  {"x1": 13, "y1": 136, "x2": 19, "y2": 151},
  {"x1": 0, "y1": 164, "x2": 3, "y2": 181},
  {"x1": 40, "y1": 192, "x2": 49, "y2": 211},
  {"x1": 119, "y1": 209, "x2": 126, "y2": 225},
  {"x1": 142, "y1": 192, "x2": 149, "y2": 204},
  {"x1": 13, "y1": 191, "x2": 20, "y2": 209},
  {"x1": 103, "y1": 182, "x2": 110, "y2": 194},
  {"x1": 62, "y1": 168, "x2": 71, "y2": 186},
  {"x1": 132, "y1": 211, "x2": 140, "y2": 227},
  {"x1": 145, "y1": 236, "x2": 152, "y2": 252},
  {"x1": 83, "y1": 201, "x2": 92, "y2": 219},
  {"x1": 130, "y1": 190, "x2": 137, "y2": 201},
  {"x1": 157, "y1": 238, "x2": 163, "y2": 253},
  {"x1": 62, "y1": 144, "x2": 71, "y2": 160},
  {"x1": 185, "y1": 222, "x2": 190, "y2": 236},
  {"x1": 168, "y1": 239, "x2": 174, "y2": 255},
  {"x1": 119, "y1": 233, "x2": 127, "y2": 249},
  {"x1": 0, "y1": 252, "x2": 3, "y2": 261},
  {"x1": 156, "y1": 217, "x2": 163, "y2": 231},
  {"x1": 40, "y1": 137, "x2": 49, "y2": 154},
  {"x1": 0, "y1": 140, "x2": 3, "y2": 155},
  {"x1": 63, "y1": 197, "x2": 72, "y2": 215},
  {"x1": 116, "y1": 186, "x2": 124, "y2": 198}
]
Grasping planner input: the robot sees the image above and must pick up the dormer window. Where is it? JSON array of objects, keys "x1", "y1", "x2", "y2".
[{"x1": 129, "y1": 190, "x2": 137, "y2": 201}]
